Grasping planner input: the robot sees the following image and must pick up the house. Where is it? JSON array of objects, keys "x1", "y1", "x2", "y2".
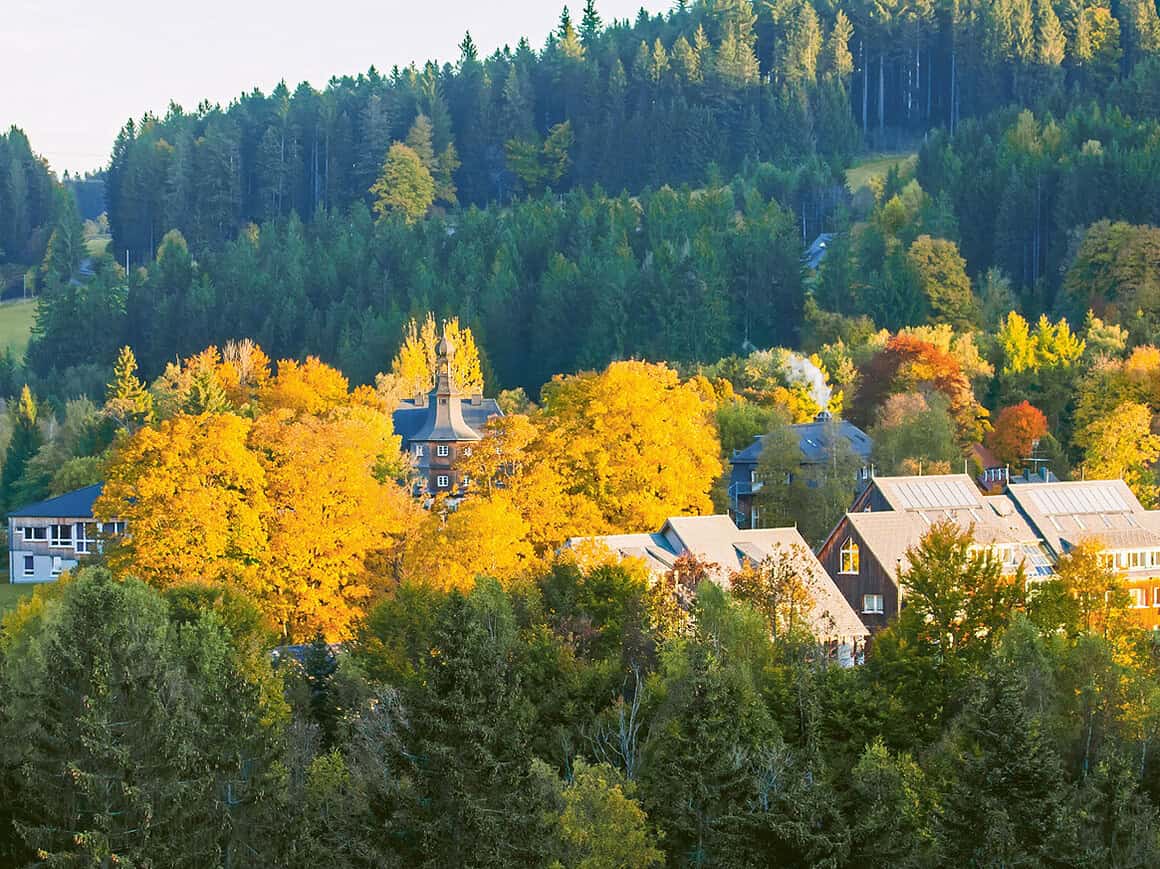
[
  {"x1": 7, "y1": 484, "x2": 122, "y2": 584},
  {"x1": 1004, "y1": 478, "x2": 1160, "y2": 626},
  {"x1": 567, "y1": 514, "x2": 869, "y2": 651},
  {"x1": 804, "y1": 233, "x2": 835, "y2": 271},
  {"x1": 728, "y1": 414, "x2": 873, "y2": 529},
  {"x1": 816, "y1": 474, "x2": 1049, "y2": 632},
  {"x1": 390, "y1": 334, "x2": 502, "y2": 496},
  {"x1": 817, "y1": 473, "x2": 1160, "y2": 633}
]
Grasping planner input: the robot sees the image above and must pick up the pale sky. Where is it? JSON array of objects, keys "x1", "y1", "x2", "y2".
[{"x1": 2, "y1": 0, "x2": 671, "y2": 176}]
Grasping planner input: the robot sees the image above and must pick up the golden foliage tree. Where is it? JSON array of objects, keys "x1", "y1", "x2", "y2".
[
  {"x1": 1075, "y1": 401, "x2": 1160, "y2": 506},
  {"x1": 538, "y1": 361, "x2": 723, "y2": 531},
  {"x1": 249, "y1": 402, "x2": 414, "y2": 640},
  {"x1": 96, "y1": 413, "x2": 270, "y2": 588},
  {"x1": 99, "y1": 347, "x2": 417, "y2": 641},
  {"x1": 380, "y1": 313, "x2": 484, "y2": 402},
  {"x1": 400, "y1": 494, "x2": 535, "y2": 592}
]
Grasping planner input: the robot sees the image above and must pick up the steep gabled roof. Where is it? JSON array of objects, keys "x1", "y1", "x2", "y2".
[
  {"x1": 731, "y1": 419, "x2": 872, "y2": 466},
  {"x1": 569, "y1": 515, "x2": 868, "y2": 641},
  {"x1": 8, "y1": 484, "x2": 103, "y2": 519},
  {"x1": 1005, "y1": 478, "x2": 1154, "y2": 558}
]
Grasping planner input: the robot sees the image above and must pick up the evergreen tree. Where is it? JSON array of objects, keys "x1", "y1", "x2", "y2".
[
  {"x1": 2, "y1": 385, "x2": 42, "y2": 512},
  {"x1": 105, "y1": 345, "x2": 155, "y2": 432}
]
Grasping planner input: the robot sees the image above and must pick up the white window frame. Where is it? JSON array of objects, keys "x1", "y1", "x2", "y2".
[
  {"x1": 436, "y1": 444, "x2": 450, "y2": 457},
  {"x1": 839, "y1": 538, "x2": 860, "y2": 574},
  {"x1": 50, "y1": 556, "x2": 63, "y2": 577},
  {"x1": 414, "y1": 444, "x2": 425, "y2": 457},
  {"x1": 74, "y1": 522, "x2": 95, "y2": 555},
  {"x1": 22, "y1": 555, "x2": 34, "y2": 577},
  {"x1": 436, "y1": 474, "x2": 450, "y2": 489},
  {"x1": 22, "y1": 526, "x2": 46, "y2": 542},
  {"x1": 49, "y1": 524, "x2": 72, "y2": 548},
  {"x1": 862, "y1": 594, "x2": 885, "y2": 615},
  {"x1": 1128, "y1": 587, "x2": 1147, "y2": 609}
]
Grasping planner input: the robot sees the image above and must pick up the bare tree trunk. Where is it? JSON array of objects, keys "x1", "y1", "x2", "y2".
[
  {"x1": 878, "y1": 53, "x2": 885, "y2": 139},
  {"x1": 861, "y1": 40, "x2": 868, "y2": 138}
]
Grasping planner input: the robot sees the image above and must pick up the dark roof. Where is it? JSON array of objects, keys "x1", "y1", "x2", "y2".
[
  {"x1": 804, "y1": 233, "x2": 836, "y2": 271},
  {"x1": 392, "y1": 398, "x2": 502, "y2": 444},
  {"x1": 8, "y1": 483, "x2": 103, "y2": 519},
  {"x1": 732, "y1": 419, "x2": 872, "y2": 466}
]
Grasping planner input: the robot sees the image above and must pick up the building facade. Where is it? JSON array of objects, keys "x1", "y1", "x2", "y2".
[
  {"x1": 568, "y1": 514, "x2": 869, "y2": 651},
  {"x1": 7, "y1": 484, "x2": 122, "y2": 584},
  {"x1": 817, "y1": 473, "x2": 1160, "y2": 632},
  {"x1": 391, "y1": 335, "x2": 502, "y2": 496},
  {"x1": 728, "y1": 414, "x2": 873, "y2": 529}
]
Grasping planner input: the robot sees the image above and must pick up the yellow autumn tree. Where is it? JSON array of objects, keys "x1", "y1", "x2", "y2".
[
  {"x1": 399, "y1": 494, "x2": 535, "y2": 592},
  {"x1": 537, "y1": 360, "x2": 723, "y2": 531},
  {"x1": 1075, "y1": 401, "x2": 1160, "y2": 507},
  {"x1": 380, "y1": 313, "x2": 484, "y2": 402},
  {"x1": 259, "y1": 356, "x2": 356, "y2": 415},
  {"x1": 460, "y1": 412, "x2": 605, "y2": 555},
  {"x1": 96, "y1": 413, "x2": 270, "y2": 588},
  {"x1": 249, "y1": 402, "x2": 415, "y2": 641}
]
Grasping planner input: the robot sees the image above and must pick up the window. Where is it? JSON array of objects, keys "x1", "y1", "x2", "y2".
[
  {"x1": 1131, "y1": 551, "x2": 1142, "y2": 569},
  {"x1": 74, "y1": 523, "x2": 95, "y2": 555},
  {"x1": 862, "y1": 594, "x2": 884, "y2": 614},
  {"x1": 414, "y1": 444, "x2": 425, "y2": 457},
  {"x1": 22, "y1": 556, "x2": 34, "y2": 577},
  {"x1": 1154, "y1": 587, "x2": 1160, "y2": 608},
  {"x1": 103, "y1": 521, "x2": 125, "y2": 537},
  {"x1": 1129, "y1": 587, "x2": 1148, "y2": 608},
  {"x1": 436, "y1": 475, "x2": 450, "y2": 489},
  {"x1": 22, "y1": 526, "x2": 46, "y2": 542},
  {"x1": 840, "y1": 539, "x2": 860, "y2": 574},
  {"x1": 436, "y1": 444, "x2": 450, "y2": 457},
  {"x1": 49, "y1": 524, "x2": 72, "y2": 547},
  {"x1": 50, "y1": 556, "x2": 63, "y2": 577},
  {"x1": 464, "y1": 446, "x2": 473, "y2": 457}
]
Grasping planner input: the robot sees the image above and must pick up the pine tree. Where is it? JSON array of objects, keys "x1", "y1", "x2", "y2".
[
  {"x1": 2, "y1": 386, "x2": 42, "y2": 512},
  {"x1": 822, "y1": 10, "x2": 856, "y2": 80},
  {"x1": 105, "y1": 345, "x2": 155, "y2": 432},
  {"x1": 580, "y1": 0, "x2": 603, "y2": 49},
  {"x1": 1035, "y1": 0, "x2": 1067, "y2": 66},
  {"x1": 714, "y1": 0, "x2": 761, "y2": 85}
]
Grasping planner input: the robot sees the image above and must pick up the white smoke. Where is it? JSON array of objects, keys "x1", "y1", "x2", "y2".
[{"x1": 781, "y1": 352, "x2": 832, "y2": 410}]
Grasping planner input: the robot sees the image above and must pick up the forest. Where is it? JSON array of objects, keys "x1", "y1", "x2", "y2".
[{"x1": 3, "y1": 0, "x2": 1160, "y2": 863}]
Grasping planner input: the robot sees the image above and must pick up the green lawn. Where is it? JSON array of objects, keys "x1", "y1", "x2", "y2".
[
  {"x1": 0, "y1": 582, "x2": 35, "y2": 619},
  {"x1": 0, "y1": 298, "x2": 38, "y2": 360},
  {"x1": 846, "y1": 152, "x2": 918, "y2": 194}
]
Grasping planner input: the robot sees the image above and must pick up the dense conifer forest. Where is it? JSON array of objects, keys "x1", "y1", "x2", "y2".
[{"x1": 5, "y1": 0, "x2": 1160, "y2": 865}]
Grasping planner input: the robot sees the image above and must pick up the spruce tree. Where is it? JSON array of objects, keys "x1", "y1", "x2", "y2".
[
  {"x1": 105, "y1": 345, "x2": 155, "y2": 432},
  {"x1": 2, "y1": 385, "x2": 41, "y2": 513}
]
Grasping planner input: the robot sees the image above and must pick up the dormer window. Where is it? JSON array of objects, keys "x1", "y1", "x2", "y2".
[
  {"x1": 437, "y1": 444, "x2": 450, "y2": 457},
  {"x1": 840, "y1": 538, "x2": 860, "y2": 574}
]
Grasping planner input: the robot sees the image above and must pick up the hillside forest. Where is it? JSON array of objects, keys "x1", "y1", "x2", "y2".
[{"x1": 4, "y1": 0, "x2": 1160, "y2": 864}]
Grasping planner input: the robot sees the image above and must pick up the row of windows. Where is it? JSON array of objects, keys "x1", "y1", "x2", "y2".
[
  {"x1": 1099, "y1": 550, "x2": 1160, "y2": 571},
  {"x1": 1126, "y1": 587, "x2": 1160, "y2": 608},
  {"x1": 415, "y1": 444, "x2": 473, "y2": 458},
  {"x1": 23, "y1": 554, "x2": 67, "y2": 577},
  {"x1": 17, "y1": 521, "x2": 124, "y2": 554}
]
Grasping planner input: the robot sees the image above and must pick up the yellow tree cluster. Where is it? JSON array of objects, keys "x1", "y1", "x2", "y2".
[
  {"x1": 398, "y1": 360, "x2": 723, "y2": 593},
  {"x1": 97, "y1": 346, "x2": 416, "y2": 641},
  {"x1": 376, "y1": 314, "x2": 484, "y2": 406}
]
